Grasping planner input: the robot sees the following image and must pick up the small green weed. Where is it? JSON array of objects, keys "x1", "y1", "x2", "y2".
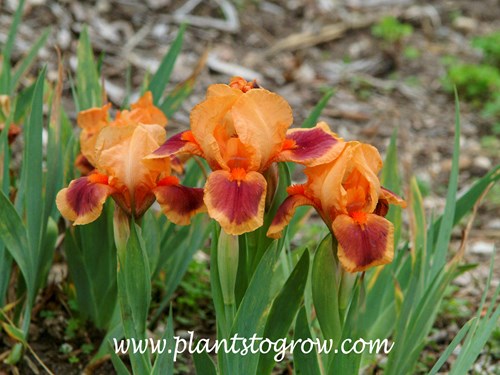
[
  {"x1": 443, "y1": 32, "x2": 500, "y2": 136},
  {"x1": 472, "y1": 32, "x2": 500, "y2": 66},
  {"x1": 372, "y1": 16, "x2": 413, "y2": 44},
  {"x1": 442, "y1": 63, "x2": 500, "y2": 104}
]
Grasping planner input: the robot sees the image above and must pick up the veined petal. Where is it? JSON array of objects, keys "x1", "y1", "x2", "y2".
[
  {"x1": 190, "y1": 95, "x2": 240, "y2": 170},
  {"x1": 206, "y1": 83, "x2": 243, "y2": 98},
  {"x1": 332, "y1": 213, "x2": 394, "y2": 273},
  {"x1": 56, "y1": 174, "x2": 113, "y2": 225},
  {"x1": 277, "y1": 122, "x2": 344, "y2": 167},
  {"x1": 74, "y1": 154, "x2": 94, "y2": 176},
  {"x1": 129, "y1": 91, "x2": 168, "y2": 126},
  {"x1": 304, "y1": 146, "x2": 352, "y2": 217},
  {"x1": 96, "y1": 124, "x2": 166, "y2": 210},
  {"x1": 354, "y1": 142, "x2": 383, "y2": 175},
  {"x1": 204, "y1": 169, "x2": 266, "y2": 235},
  {"x1": 380, "y1": 187, "x2": 407, "y2": 208},
  {"x1": 154, "y1": 176, "x2": 206, "y2": 225},
  {"x1": 146, "y1": 130, "x2": 202, "y2": 161},
  {"x1": 77, "y1": 103, "x2": 111, "y2": 130},
  {"x1": 77, "y1": 103, "x2": 111, "y2": 164},
  {"x1": 267, "y1": 186, "x2": 315, "y2": 239},
  {"x1": 231, "y1": 89, "x2": 293, "y2": 169}
]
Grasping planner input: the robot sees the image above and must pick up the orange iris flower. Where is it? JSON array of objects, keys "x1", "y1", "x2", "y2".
[
  {"x1": 146, "y1": 77, "x2": 345, "y2": 235},
  {"x1": 268, "y1": 141, "x2": 407, "y2": 273},
  {"x1": 56, "y1": 92, "x2": 205, "y2": 225}
]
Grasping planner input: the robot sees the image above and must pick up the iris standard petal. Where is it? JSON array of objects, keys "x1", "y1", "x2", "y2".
[
  {"x1": 231, "y1": 89, "x2": 293, "y2": 170},
  {"x1": 190, "y1": 95, "x2": 240, "y2": 170},
  {"x1": 77, "y1": 103, "x2": 111, "y2": 165}
]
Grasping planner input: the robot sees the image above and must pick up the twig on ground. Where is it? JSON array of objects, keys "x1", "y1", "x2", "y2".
[
  {"x1": 207, "y1": 52, "x2": 263, "y2": 81},
  {"x1": 171, "y1": 0, "x2": 240, "y2": 32}
]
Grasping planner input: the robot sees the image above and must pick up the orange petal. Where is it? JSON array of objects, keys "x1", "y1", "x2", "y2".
[
  {"x1": 74, "y1": 154, "x2": 95, "y2": 176},
  {"x1": 303, "y1": 146, "x2": 352, "y2": 218},
  {"x1": 129, "y1": 91, "x2": 168, "y2": 126},
  {"x1": 56, "y1": 174, "x2": 113, "y2": 225},
  {"x1": 231, "y1": 89, "x2": 293, "y2": 169},
  {"x1": 353, "y1": 142, "x2": 383, "y2": 175},
  {"x1": 77, "y1": 103, "x2": 111, "y2": 164},
  {"x1": 206, "y1": 83, "x2": 243, "y2": 98},
  {"x1": 267, "y1": 189, "x2": 314, "y2": 239},
  {"x1": 229, "y1": 77, "x2": 259, "y2": 92},
  {"x1": 204, "y1": 169, "x2": 266, "y2": 235},
  {"x1": 380, "y1": 187, "x2": 407, "y2": 208},
  {"x1": 77, "y1": 103, "x2": 111, "y2": 130},
  {"x1": 190, "y1": 95, "x2": 240, "y2": 170},
  {"x1": 344, "y1": 142, "x2": 382, "y2": 213},
  {"x1": 96, "y1": 124, "x2": 166, "y2": 210},
  {"x1": 277, "y1": 122, "x2": 344, "y2": 167},
  {"x1": 145, "y1": 130, "x2": 202, "y2": 171},
  {"x1": 154, "y1": 176, "x2": 206, "y2": 225},
  {"x1": 332, "y1": 213, "x2": 394, "y2": 273}
]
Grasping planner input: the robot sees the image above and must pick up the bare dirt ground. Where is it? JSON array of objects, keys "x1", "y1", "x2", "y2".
[{"x1": 0, "y1": 0, "x2": 499, "y2": 373}]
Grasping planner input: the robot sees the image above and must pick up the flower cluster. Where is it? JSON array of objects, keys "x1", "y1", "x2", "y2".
[
  {"x1": 56, "y1": 92, "x2": 205, "y2": 225},
  {"x1": 145, "y1": 77, "x2": 344, "y2": 234},
  {"x1": 57, "y1": 78, "x2": 406, "y2": 273},
  {"x1": 267, "y1": 141, "x2": 406, "y2": 272}
]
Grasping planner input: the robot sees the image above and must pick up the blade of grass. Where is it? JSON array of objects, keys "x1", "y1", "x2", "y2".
[
  {"x1": 451, "y1": 248, "x2": 497, "y2": 370},
  {"x1": 76, "y1": 27, "x2": 102, "y2": 109},
  {"x1": 428, "y1": 318, "x2": 474, "y2": 375},
  {"x1": 148, "y1": 215, "x2": 210, "y2": 327},
  {"x1": 159, "y1": 49, "x2": 207, "y2": 117},
  {"x1": 430, "y1": 90, "x2": 461, "y2": 280},
  {"x1": 44, "y1": 54, "x2": 63, "y2": 222},
  {"x1": 152, "y1": 306, "x2": 176, "y2": 375},
  {"x1": 13, "y1": 81, "x2": 36, "y2": 123},
  {"x1": 257, "y1": 249, "x2": 310, "y2": 374},
  {"x1": 0, "y1": 0, "x2": 26, "y2": 94},
  {"x1": 301, "y1": 89, "x2": 334, "y2": 129},
  {"x1": 0, "y1": 190, "x2": 33, "y2": 313},
  {"x1": 11, "y1": 28, "x2": 50, "y2": 92},
  {"x1": 432, "y1": 164, "x2": 500, "y2": 240},
  {"x1": 17, "y1": 68, "x2": 45, "y2": 263},
  {"x1": 312, "y1": 235, "x2": 342, "y2": 346},
  {"x1": 193, "y1": 352, "x2": 218, "y2": 375},
  {"x1": 380, "y1": 129, "x2": 403, "y2": 248},
  {"x1": 148, "y1": 24, "x2": 187, "y2": 104},
  {"x1": 228, "y1": 242, "x2": 282, "y2": 375},
  {"x1": 294, "y1": 307, "x2": 322, "y2": 375},
  {"x1": 0, "y1": 94, "x2": 15, "y2": 307}
]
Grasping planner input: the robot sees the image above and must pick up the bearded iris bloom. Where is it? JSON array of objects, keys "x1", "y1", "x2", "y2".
[
  {"x1": 146, "y1": 77, "x2": 345, "y2": 235},
  {"x1": 268, "y1": 141, "x2": 406, "y2": 272},
  {"x1": 56, "y1": 92, "x2": 205, "y2": 225}
]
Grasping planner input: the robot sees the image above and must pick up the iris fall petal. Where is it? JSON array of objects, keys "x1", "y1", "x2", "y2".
[
  {"x1": 204, "y1": 169, "x2": 267, "y2": 235},
  {"x1": 332, "y1": 213, "x2": 394, "y2": 273}
]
